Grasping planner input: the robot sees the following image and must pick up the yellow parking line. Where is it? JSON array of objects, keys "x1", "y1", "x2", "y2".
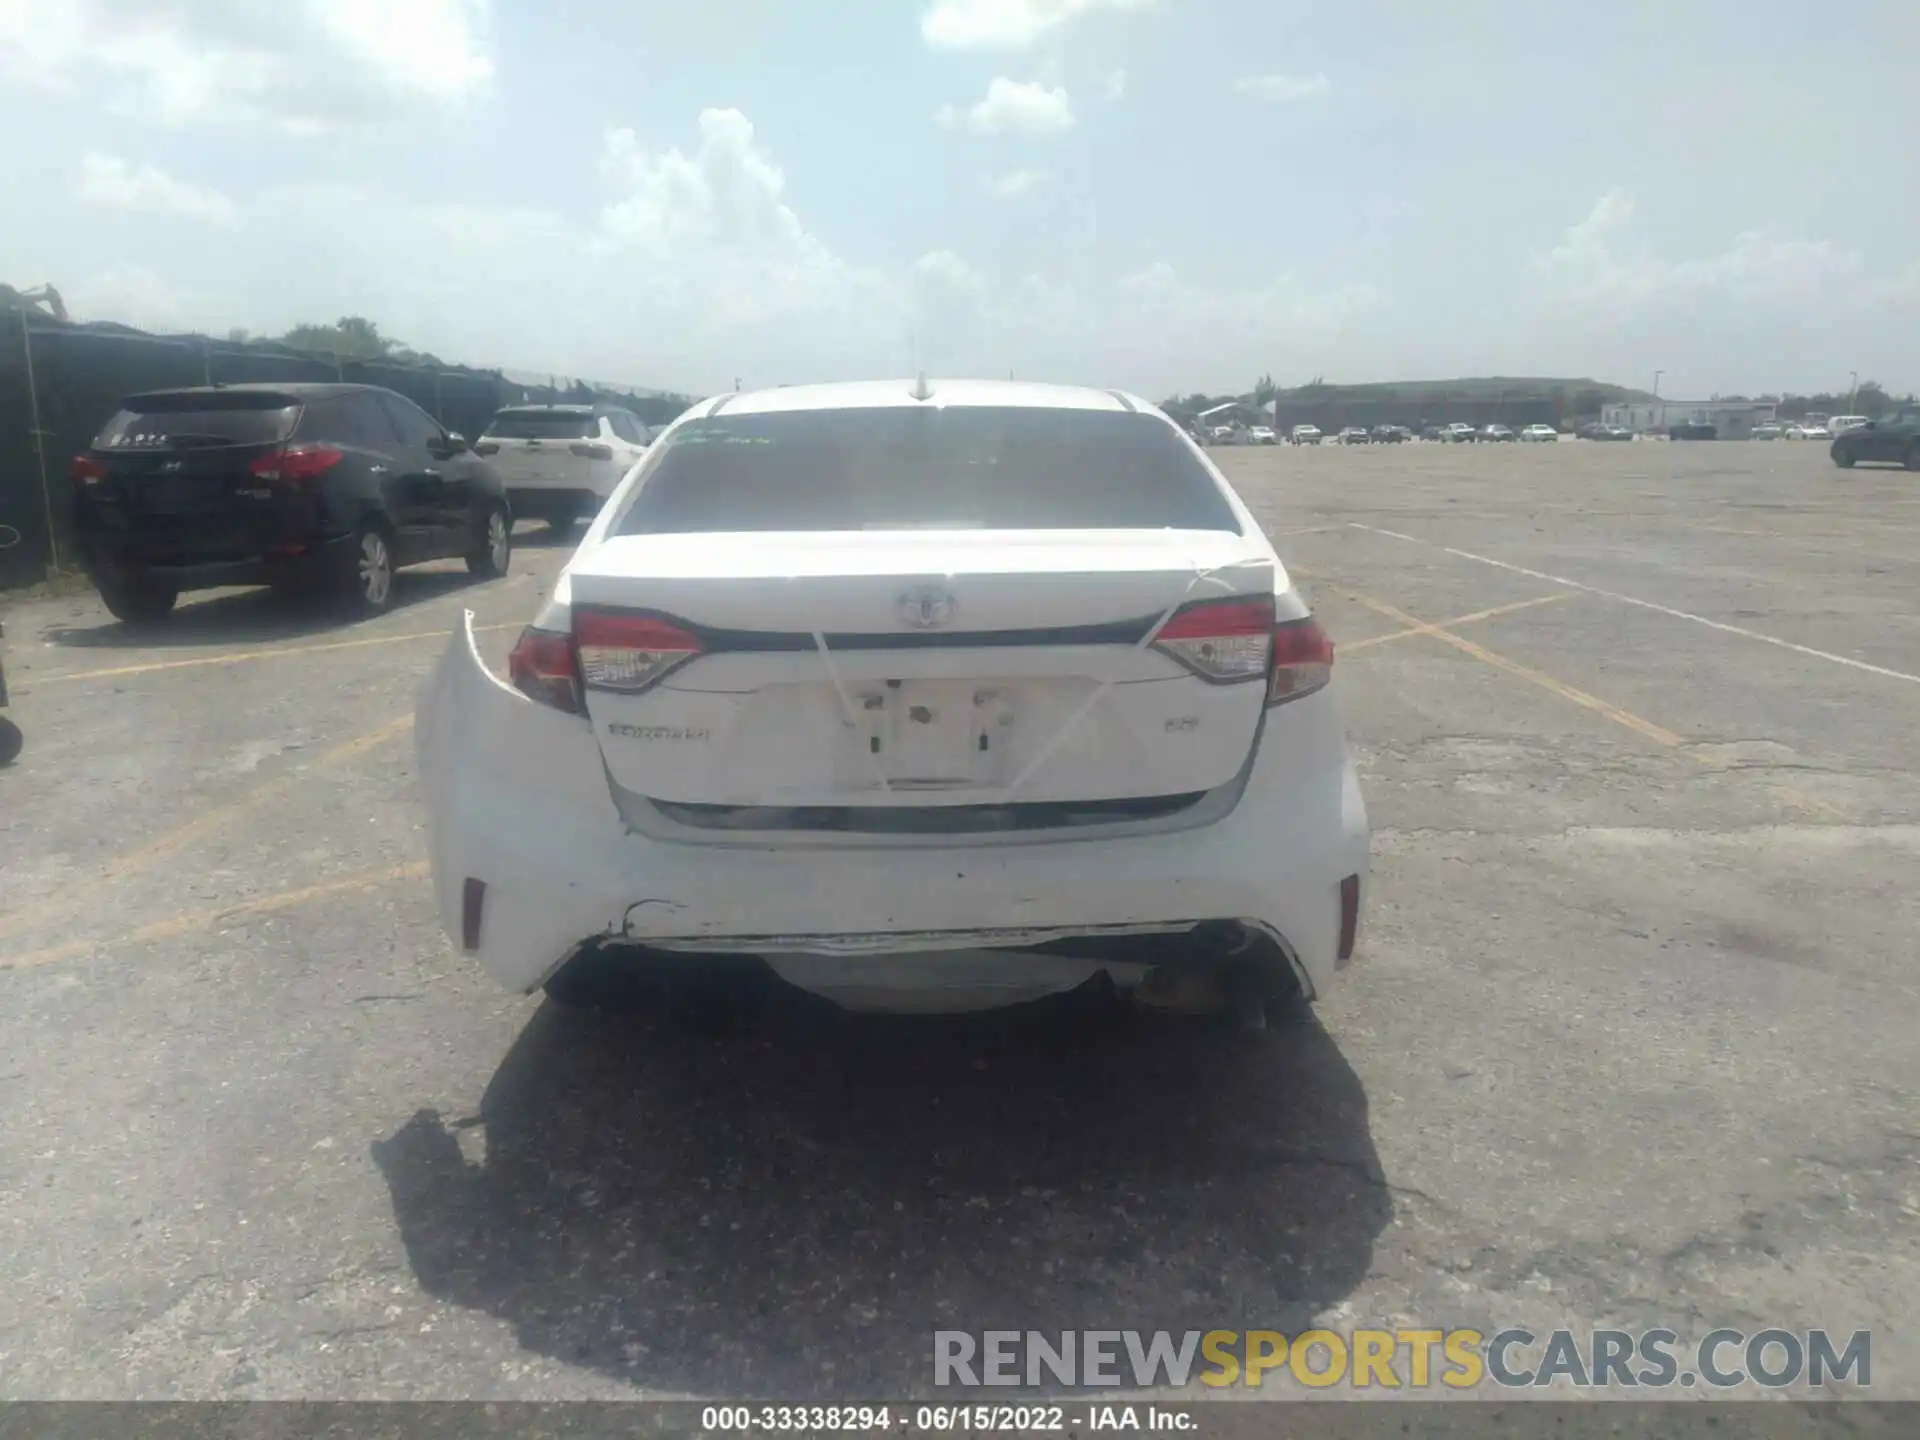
[
  {"x1": 1324, "y1": 582, "x2": 1687, "y2": 748},
  {"x1": 0, "y1": 712, "x2": 417, "y2": 941},
  {"x1": 1315, "y1": 578, "x2": 1848, "y2": 822},
  {"x1": 2, "y1": 861, "x2": 431, "y2": 973},
  {"x1": 17, "y1": 621, "x2": 517, "y2": 690},
  {"x1": 1342, "y1": 592, "x2": 1574, "y2": 653}
]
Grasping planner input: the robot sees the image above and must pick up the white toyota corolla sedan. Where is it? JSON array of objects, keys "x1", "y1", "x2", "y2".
[{"x1": 415, "y1": 379, "x2": 1369, "y2": 1020}]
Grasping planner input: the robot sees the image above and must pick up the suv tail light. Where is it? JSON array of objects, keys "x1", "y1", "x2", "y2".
[
  {"x1": 250, "y1": 444, "x2": 342, "y2": 485},
  {"x1": 472, "y1": 441, "x2": 500, "y2": 456},
  {"x1": 569, "y1": 442, "x2": 614, "y2": 460},
  {"x1": 507, "y1": 627, "x2": 583, "y2": 713},
  {"x1": 1150, "y1": 596, "x2": 1275, "y2": 683},
  {"x1": 574, "y1": 610, "x2": 703, "y2": 695},
  {"x1": 1268, "y1": 616, "x2": 1334, "y2": 706},
  {"x1": 70, "y1": 454, "x2": 106, "y2": 487}
]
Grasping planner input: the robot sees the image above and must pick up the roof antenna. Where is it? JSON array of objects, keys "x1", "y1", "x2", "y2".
[{"x1": 911, "y1": 370, "x2": 934, "y2": 401}]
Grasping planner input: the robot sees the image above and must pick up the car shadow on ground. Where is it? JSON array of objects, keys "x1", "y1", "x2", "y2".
[
  {"x1": 37, "y1": 568, "x2": 487, "y2": 650},
  {"x1": 372, "y1": 984, "x2": 1388, "y2": 1398},
  {"x1": 512, "y1": 521, "x2": 585, "y2": 551}
]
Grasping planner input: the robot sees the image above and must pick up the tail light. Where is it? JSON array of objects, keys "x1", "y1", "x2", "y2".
[
  {"x1": 473, "y1": 441, "x2": 500, "y2": 456},
  {"x1": 569, "y1": 442, "x2": 614, "y2": 460},
  {"x1": 250, "y1": 444, "x2": 342, "y2": 485},
  {"x1": 574, "y1": 609, "x2": 703, "y2": 695},
  {"x1": 507, "y1": 627, "x2": 583, "y2": 713},
  {"x1": 1268, "y1": 616, "x2": 1334, "y2": 706},
  {"x1": 70, "y1": 454, "x2": 106, "y2": 487},
  {"x1": 1150, "y1": 596, "x2": 1275, "y2": 683}
]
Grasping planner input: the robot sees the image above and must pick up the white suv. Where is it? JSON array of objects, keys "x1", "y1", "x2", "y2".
[
  {"x1": 417, "y1": 380, "x2": 1369, "y2": 1020},
  {"x1": 474, "y1": 404, "x2": 652, "y2": 531}
]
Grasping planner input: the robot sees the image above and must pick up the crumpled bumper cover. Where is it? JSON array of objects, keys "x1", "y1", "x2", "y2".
[{"x1": 415, "y1": 611, "x2": 1370, "y2": 999}]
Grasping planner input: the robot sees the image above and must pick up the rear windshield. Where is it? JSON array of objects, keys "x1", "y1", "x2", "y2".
[
  {"x1": 94, "y1": 394, "x2": 300, "y2": 450},
  {"x1": 614, "y1": 408, "x2": 1241, "y2": 534},
  {"x1": 483, "y1": 409, "x2": 599, "y2": 440}
]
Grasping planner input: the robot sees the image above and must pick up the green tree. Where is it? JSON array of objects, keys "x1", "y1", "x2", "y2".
[
  {"x1": 281, "y1": 315, "x2": 396, "y2": 360},
  {"x1": 1253, "y1": 373, "x2": 1278, "y2": 404}
]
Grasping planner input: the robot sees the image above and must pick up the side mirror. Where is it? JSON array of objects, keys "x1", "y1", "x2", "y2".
[{"x1": 439, "y1": 432, "x2": 469, "y2": 454}]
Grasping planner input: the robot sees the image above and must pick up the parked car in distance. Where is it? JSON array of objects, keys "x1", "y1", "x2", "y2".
[
  {"x1": 70, "y1": 383, "x2": 511, "y2": 622},
  {"x1": 1797, "y1": 422, "x2": 1830, "y2": 440},
  {"x1": 416, "y1": 378, "x2": 1370, "y2": 1021},
  {"x1": 1440, "y1": 422, "x2": 1478, "y2": 443},
  {"x1": 1519, "y1": 423, "x2": 1558, "y2": 443},
  {"x1": 1480, "y1": 424, "x2": 1516, "y2": 443},
  {"x1": 1829, "y1": 407, "x2": 1920, "y2": 470},
  {"x1": 1419, "y1": 424, "x2": 1445, "y2": 442},
  {"x1": 1594, "y1": 425, "x2": 1634, "y2": 441},
  {"x1": 1291, "y1": 425, "x2": 1323, "y2": 446},
  {"x1": 1829, "y1": 415, "x2": 1870, "y2": 437},
  {"x1": 1335, "y1": 427, "x2": 1371, "y2": 445},
  {"x1": 1246, "y1": 425, "x2": 1279, "y2": 445},
  {"x1": 1669, "y1": 421, "x2": 1718, "y2": 441},
  {"x1": 1752, "y1": 423, "x2": 1784, "y2": 440},
  {"x1": 1370, "y1": 425, "x2": 1410, "y2": 443},
  {"x1": 474, "y1": 403, "x2": 650, "y2": 532}
]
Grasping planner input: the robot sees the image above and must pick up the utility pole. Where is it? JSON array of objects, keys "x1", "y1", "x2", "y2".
[{"x1": 1848, "y1": 371, "x2": 1859, "y2": 413}]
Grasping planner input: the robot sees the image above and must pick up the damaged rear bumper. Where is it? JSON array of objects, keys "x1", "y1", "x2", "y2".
[{"x1": 415, "y1": 611, "x2": 1370, "y2": 1003}]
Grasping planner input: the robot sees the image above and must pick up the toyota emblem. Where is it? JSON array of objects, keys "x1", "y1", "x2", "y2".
[{"x1": 897, "y1": 588, "x2": 957, "y2": 629}]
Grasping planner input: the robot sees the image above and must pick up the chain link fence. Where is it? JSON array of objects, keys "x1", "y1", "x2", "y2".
[{"x1": 0, "y1": 313, "x2": 691, "y2": 588}]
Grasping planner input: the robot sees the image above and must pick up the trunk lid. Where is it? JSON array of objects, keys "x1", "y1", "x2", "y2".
[{"x1": 568, "y1": 529, "x2": 1276, "y2": 810}]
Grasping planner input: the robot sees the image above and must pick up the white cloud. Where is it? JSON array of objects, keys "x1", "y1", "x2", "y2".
[
  {"x1": 1104, "y1": 68, "x2": 1127, "y2": 100},
  {"x1": 1536, "y1": 190, "x2": 1863, "y2": 312},
  {"x1": 74, "y1": 154, "x2": 240, "y2": 226},
  {"x1": 1235, "y1": 73, "x2": 1332, "y2": 102},
  {"x1": 936, "y1": 77, "x2": 1075, "y2": 134},
  {"x1": 18, "y1": 106, "x2": 1381, "y2": 397},
  {"x1": 990, "y1": 168, "x2": 1049, "y2": 198},
  {"x1": 921, "y1": 0, "x2": 1155, "y2": 50},
  {"x1": 0, "y1": 0, "x2": 491, "y2": 132}
]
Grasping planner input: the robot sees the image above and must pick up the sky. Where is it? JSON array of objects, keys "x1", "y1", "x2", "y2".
[{"x1": 2, "y1": 0, "x2": 1916, "y2": 401}]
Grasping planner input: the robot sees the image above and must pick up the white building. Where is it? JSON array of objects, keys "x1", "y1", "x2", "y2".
[{"x1": 1602, "y1": 400, "x2": 1778, "y2": 439}]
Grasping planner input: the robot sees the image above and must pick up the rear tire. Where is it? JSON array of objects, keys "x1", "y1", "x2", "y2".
[
  {"x1": 467, "y1": 504, "x2": 512, "y2": 579},
  {"x1": 338, "y1": 523, "x2": 396, "y2": 616},
  {"x1": 0, "y1": 717, "x2": 21, "y2": 767},
  {"x1": 98, "y1": 575, "x2": 178, "y2": 624},
  {"x1": 1833, "y1": 446, "x2": 1856, "y2": 469},
  {"x1": 545, "y1": 503, "x2": 579, "y2": 534},
  {"x1": 1905, "y1": 443, "x2": 1920, "y2": 473}
]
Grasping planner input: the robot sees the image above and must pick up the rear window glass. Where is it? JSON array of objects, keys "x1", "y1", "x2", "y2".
[
  {"x1": 483, "y1": 410, "x2": 599, "y2": 440},
  {"x1": 94, "y1": 395, "x2": 299, "y2": 450},
  {"x1": 615, "y1": 408, "x2": 1240, "y2": 534}
]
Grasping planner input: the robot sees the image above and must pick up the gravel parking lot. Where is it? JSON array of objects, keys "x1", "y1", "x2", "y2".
[{"x1": 1, "y1": 439, "x2": 1916, "y2": 1400}]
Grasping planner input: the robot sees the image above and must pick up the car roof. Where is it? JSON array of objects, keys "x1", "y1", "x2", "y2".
[
  {"x1": 496, "y1": 403, "x2": 598, "y2": 414},
  {"x1": 702, "y1": 378, "x2": 1151, "y2": 418}
]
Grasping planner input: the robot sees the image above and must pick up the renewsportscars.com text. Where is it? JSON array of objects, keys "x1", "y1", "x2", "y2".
[{"x1": 933, "y1": 1328, "x2": 1871, "y2": 1391}]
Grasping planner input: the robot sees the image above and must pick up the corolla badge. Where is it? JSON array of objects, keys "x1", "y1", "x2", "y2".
[{"x1": 897, "y1": 587, "x2": 957, "y2": 629}]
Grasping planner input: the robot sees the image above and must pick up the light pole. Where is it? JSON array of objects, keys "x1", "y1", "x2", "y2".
[
  {"x1": 1651, "y1": 370, "x2": 1663, "y2": 433},
  {"x1": 1848, "y1": 371, "x2": 1859, "y2": 413}
]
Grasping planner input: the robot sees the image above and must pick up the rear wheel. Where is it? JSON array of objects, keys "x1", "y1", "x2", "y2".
[
  {"x1": 545, "y1": 502, "x2": 579, "y2": 534},
  {"x1": 467, "y1": 504, "x2": 512, "y2": 579},
  {"x1": 97, "y1": 575, "x2": 178, "y2": 624},
  {"x1": 0, "y1": 717, "x2": 20, "y2": 767},
  {"x1": 1905, "y1": 442, "x2": 1920, "y2": 473},
  {"x1": 339, "y1": 523, "x2": 396, "y2": 615},
  {"x1": 1833, "y1": 446, "x2": 1856, "y2": 469}
]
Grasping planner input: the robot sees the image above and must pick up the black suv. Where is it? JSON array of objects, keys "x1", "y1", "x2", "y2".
[
  {"x1": 1830, "y1": 409, "x2": 1920, "y2": 471},
  {"x1": 70, "y1": 383, "x2": 512, "y2": 622}
]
